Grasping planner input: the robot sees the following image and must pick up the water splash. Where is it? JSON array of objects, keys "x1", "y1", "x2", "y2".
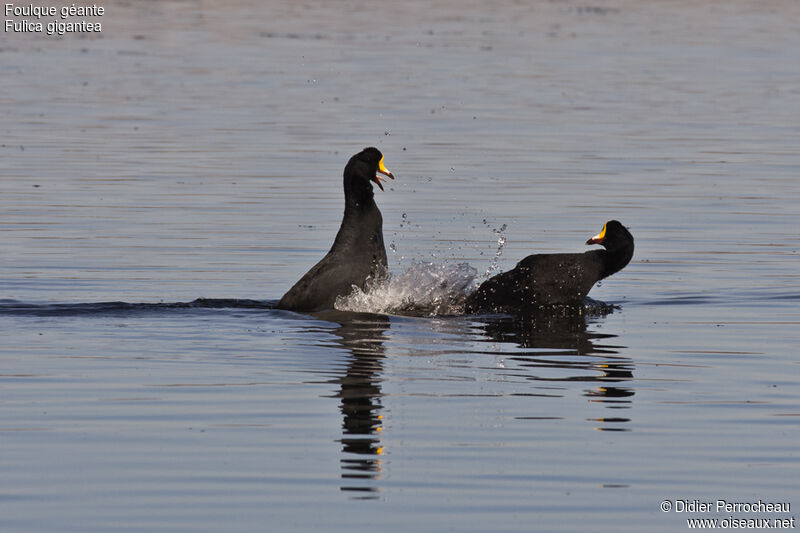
[
  {"x1": 484, "y1": 223, "x2": 508, "y2": 278},
  {"x1": 335, "y1": 261, "x2": 479, "y2": 317}
]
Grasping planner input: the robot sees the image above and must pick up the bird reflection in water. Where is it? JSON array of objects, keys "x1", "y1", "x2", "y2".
[
  {"x1": 316, "y1": 310, "x2": 389, "y2": 498},
  {"x1": 473, "y1": 301, "x2": 635, "y2": 431},
  {"x1": 314, "y1": 300, "x2": 635, "y2": 498}
]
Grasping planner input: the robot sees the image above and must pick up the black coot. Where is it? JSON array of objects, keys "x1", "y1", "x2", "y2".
[
  {"x1": 465, "y1": 220, "x2": 634, "y2": 313},
  {"x1": 277, "y1": 148, "x2": 394, "y2": 312}
]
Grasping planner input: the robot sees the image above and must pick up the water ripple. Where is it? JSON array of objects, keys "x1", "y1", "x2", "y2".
[{"x1": 0, "y1": 298, "x2": 276, "y2": 317}]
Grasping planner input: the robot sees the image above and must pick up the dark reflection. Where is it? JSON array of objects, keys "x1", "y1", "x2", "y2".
[
  {"x1": 307, "y1": 302, "x2": 635, "y2": 498},
  {"x1": 472, "y1": 303, "x2": 635, "y2": 431},
  {"x1": 314, "y1": 310, "x2": 389, "y2": 499}
]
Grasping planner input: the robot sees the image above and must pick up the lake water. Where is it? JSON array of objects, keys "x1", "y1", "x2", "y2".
[{"x1": 1, "y1": 1, "x2": 799, "y2": 531}]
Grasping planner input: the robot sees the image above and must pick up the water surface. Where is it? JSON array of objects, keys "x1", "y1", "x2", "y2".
[{"x1": 1, "y1": 1, "x2": 799, "y2": 531}]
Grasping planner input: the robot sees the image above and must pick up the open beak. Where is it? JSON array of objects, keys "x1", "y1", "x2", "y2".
[
  {"x1": 373, "y1": 155, "x2": 395, "y2": 191},
  {"x1": 586, "y1": 223, "x2": 607, "y2": 245}
]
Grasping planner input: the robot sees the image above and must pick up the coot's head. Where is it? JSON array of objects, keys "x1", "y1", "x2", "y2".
[
  {"x1": 346, "y1": 147, "x2": 395, "y2": 191},
  {"x1": 586, "y1": 220, "x2": 633, "y2": 250}
]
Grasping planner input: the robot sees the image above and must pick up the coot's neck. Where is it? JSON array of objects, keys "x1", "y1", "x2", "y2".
[
  {"x1": 343, "y1": 173, "x2": 377, "y2": 215},
  {"x1": 600, "y1": 240, "x2": 634, "y2": 280},
  {"x1": 330, "y1": 173, "x2": 381, "y2": 253}
]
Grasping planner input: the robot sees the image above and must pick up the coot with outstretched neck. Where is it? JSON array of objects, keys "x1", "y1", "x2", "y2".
[
  {"x1": 465, "y1": 220, "x2": 634, "y2": 313},
  {"x1": 277, "y1": 148, "x2": 394, "y2": 312}
]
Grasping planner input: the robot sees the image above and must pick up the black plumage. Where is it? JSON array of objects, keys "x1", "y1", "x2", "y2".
[
  {"x1": 465, "y1": 220, "x2": 634, "y2": 313},
  {"x1": 277, "y1": 148, "x2": 394, "y2": 312}
]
